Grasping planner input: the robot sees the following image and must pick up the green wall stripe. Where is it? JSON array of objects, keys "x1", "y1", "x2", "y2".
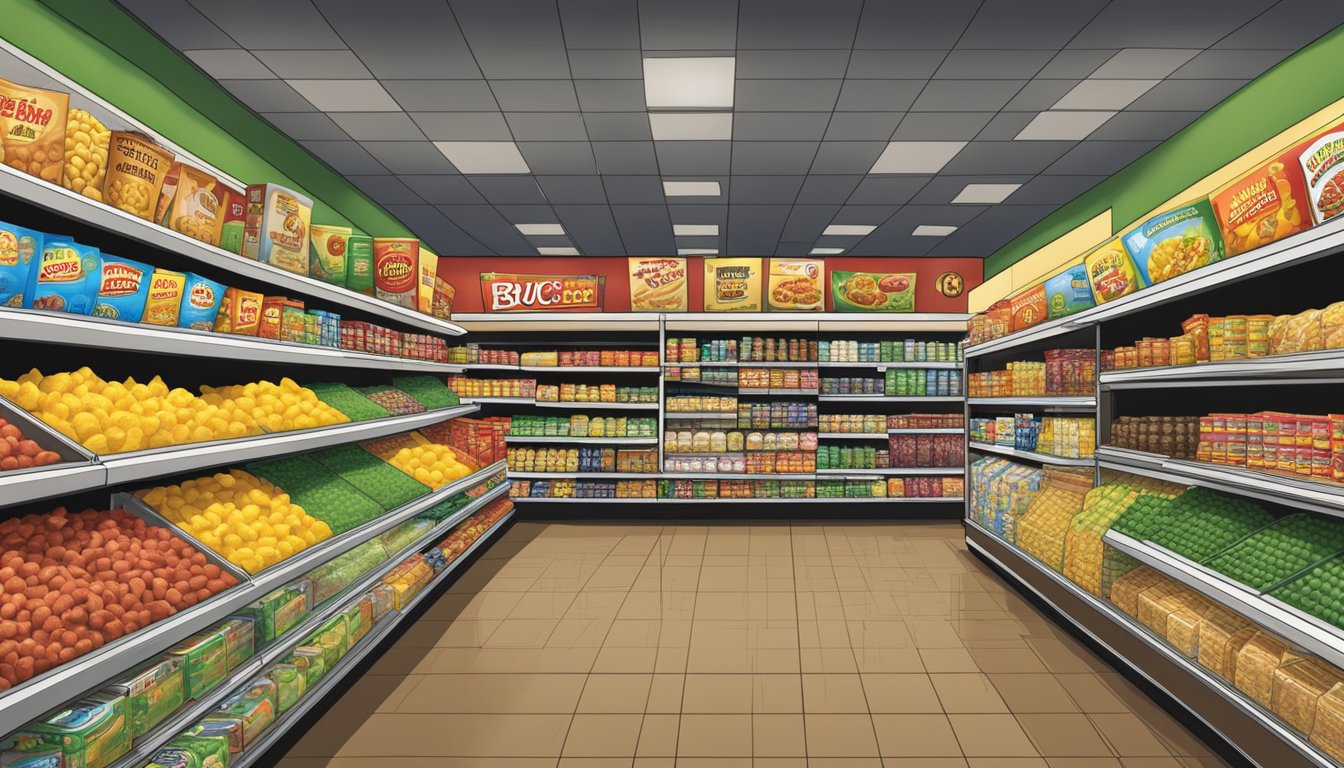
[
  {"x1": 10, "y1": 0, "x2": 412, "y2": 239},
  {"x1": 984, "y1": 25, "x2": 1344, "y2": 278}
]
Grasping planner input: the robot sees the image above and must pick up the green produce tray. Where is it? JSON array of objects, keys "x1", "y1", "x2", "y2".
[
  {"x1": 307, "y1": 539, "x2": 389, "y2": 605},
  {"x1": 392, "y1": 376, "x2": 462, "y2": 410},
  {"x1": 1269, "y1": 552, "x2": 1344, "y2": 629},
  {"x1": 310, "y1": 443, "x2": 430, "y2": 511},
  {"x1": 307, "y1": 382, "x2": 391, "y2": 422},
  {"x1": 1110, "y1": 492, "x2": 1179, "y2": 540},
  {"x1": 1145, "y1": 487, "x2": 1272, "y2": 563},
  {"x1": 248, "y1": 454, "x2": 385, "y2": 534},
  {"x1": 1204, "y1": 513, "x2": 1344, "y2": 592}
]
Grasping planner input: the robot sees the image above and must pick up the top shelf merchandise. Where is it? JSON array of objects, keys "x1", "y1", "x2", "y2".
[
  {"x1": 666, "y1": 336, "x2": 817, "y2": 363},
  {"x1": 818, "y1": 339, "x2": 964, "y2": 364}
]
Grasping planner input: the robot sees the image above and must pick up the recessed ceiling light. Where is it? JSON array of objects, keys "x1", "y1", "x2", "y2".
[
  {"x1": 678, "y1": 248, "x2": 718, "y2": 255},
  {"x1": 951, "y1": 183, "x2": 1022, "y2": 204},
  {"x1": 538, "y1": 247, "x2": 580, "y2": 255},
  {"x1": 663, "y1": 180, "x2": 722, "y2": 196},
  {"x1": 1015, "y1": 111, "x2": 1115, "y2": 141},
  {"x1": 810, "y1": 247, "x2": 845, "y2": 254},
  {"x1": 869, "y1": 141, "x2": 966, "y2": 174},
  {"x1": 515, "y1": 223, "x2": 565, "y2": 236},
  {"x1": 649, "y1": 113, "x2": 733, "y2": 141},
  {"x1": 912, "y1": 225, "x2": 957, "y2": 237},
  {"x1": 673, "y1": 224, "x2": 719, "y2": 236},
  {"x1": 286, "y1": 79, "x2": 401, "y2": 111},
  {"x1": 643, "y1": 57, "x2": 736, "y2": 108},
  {"x1": 822, "y1": 224, "x2": 876, "y2": 236},
  {"x1": 1091, "y1": 49, "x2": 1199, "y2": 79},
  {"x1": 434, "y1": 141, "x2": 530, "y2": 173},
  {"x1": 1053, "y1": 79, "x2": 1158, "y2": 110}
]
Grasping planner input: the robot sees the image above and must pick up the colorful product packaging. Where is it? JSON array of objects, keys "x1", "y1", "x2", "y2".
[
  {"x1": 91, "y1": 254, "x2": 152, "y2": 323},
  {"x1": 1290, "y1": 119, "x2": 1344, "y2": 225},
  {"x1": 218, "y1": 617, "x2": 257, "y2": 671},
  {"x1": 1, "y1": 692, "x2": 130, "y2": 768},
  {"x1": 210, "y1": 677, "x2": 277, "y2": 750},
  {"x1": 253, "y1": 582, "x2": 311, "y2": 643},
  {"x1": 0, "y1": 220, "x2": 42, "y2": 308},
  {"x1": 243, "y1": 183, "x2": 312, "y2": 274},
  {"x1": 704, "y1": 257, "x2": 764, "y2": 312},
  {"x1": 431, "y1": 277, "x2": 456, "y2": 320},
  {"x1": 218, "y1": 287, "x2": 263, "y2": 336},
  {"x1": 103, "y1": 131, "x2": 174, "y2": 221},
  {"x1": 189, "y1": 718, "x2": 244, "y2": 757},
  {"x1": 373, "y1": 237, "x2": 420, "y2": 308},
  {"x1": 105, "y1": 656, "x2": 185, "y2": 739},
  {"x1": 1043, "y1": 261, "x2": 1095, "y2": 319},
  {"x1": 346, "y1": 234, "x2": 375, "y2": 295},
  {"x1": 1122, "y1": 199, "x2": 1226, "y2": 286},
  {"x1": 177, "y1": 273, "x2": 227, "y2": 331},
  {"x1": 1009, "y1": 284, "x2": 1047, "y2": 331},
  {"x1": 157, "y1": 162, "x2": 222, "y2": 245},
  {"x1": 171, "y1": 631, "x2": 228, "y2": 700},
  {"x1": 0, "y1": 77, "x2": 70, "y2": 184},
  {"x1": 281, "y1": 303, "x2": 307, "y2": 343},
  {"x1": 1211, "y1": 157, "x2": 1309, "y2": 256},
  {"x1": 766, "y1": 259, "x2": 824, "y2": 311},
  {"x1": 289, "y1": 647, "x2": 327, "y2": 688},
  {"x1": 215, "y1": 182, "x2": 247, "y2": 255},
  {"x1": 145, "y1": 733, "x2": 229, "y2": 768},
  {"x1": 25, "y1": 237, "x2": 100, "y2": 315},
  {"x1": 830, "y1": 271, "x2": 916, "y2": 312},
  {"x1": 257, "y1": 295, "x2": 286, "y2": 340},
  {"x1": 416, "y1": 245, "x2": 439, "y2": 315},
  {"x1": 309, "y1": 223, "x2": 351, "y2": 285},
  {"x1": 1084, "y1": 238, "x2": 1144, "y2": 305},
  {"x1": 265, "y1": 664, "x2": 306, "y2": 714},
  {"x1": 141, "y1": 268, "x2": 187, "y2": 326}
]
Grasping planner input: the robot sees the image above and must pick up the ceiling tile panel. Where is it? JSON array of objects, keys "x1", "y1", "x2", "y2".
[
  {"x1": 118, "y1": 0, "x2": 235, "y2": 49},
  {"x1": 1045, "y1": 140, "x2": 1160, "y2": 175},
  {"x1": 846, "y1": 177, "x2": 930, "y2": 206},
  {"x1": 1006, "y1": 175, "x2": 1107, "y2": 205},
  {"x1": 1088, "y1": 111, "x2": 1202, "y2": 141},
  {"x1": 220, "y1": 80, "x2": 314, "y2": 112},
  {"x1": 557, "y1": 0, "x2": 642, "y2": 49},
  {"x1": 835, "y1": 80, "x2": 925, "y2": 112},
  {"x1": 854, "y1": 1, "x2": 980, "y2": 49},
  {"x1": 941, "y1": 141, "x2": 1074, "y2": 175},
  {"x1": 300, "y1": 140, "x2": 387, "y2": 174},
  {"x1": 736, "y1": 51, "x2": 851, "y2": 79},
  {"x1": 956, "y1": 0, "x2": 1109, "y2": 49},
  {"x1": 910, "y1": 175, "x2": 1032, "y2": 205},
  {"x1": 1171, "y1": 49, "x2": 1294, "y2": 80},
  {"x1": 1214, "y1": 0, "x2": 1344, "y2": 49},
  {"x1": 654, "y1": 141, "x2": 732, "y2": 175},
  {"x1": 347, "y1": 175, "x2": 426, "y2": 205},
  {"x1": 729, "y1": 176, "x2": 806, "y2": 204},
  {"x1": 1069, "y1": 0, "x2": 1276, "y2": 48},
  {"x1": 730, "y1": 142, "x2": 820, "y2": 175},
  {"x1": 451, "y1": 0, "x2": 571, "y2": 79},
  {"x1": 438, "y1": 204, "x2": 536, "y2": 252},
  {"x1": 253, "y1": 50, "x2": 372, "y2": 79},
  {"x1": 385, "y1": 81, "x2": 498, "y2": 111},
  {"x1": 192, "y1": 0, "x2": 345, "y2": 48},
  {"x1": 384, "y1": 204, "x2": 488, "y2": 253},
  {"x1": 933, "y1": 50, "x2": 1053, "y2": 80},
  {"x1": 517, "y1": 142, "x2": 598, "y2": 174},
  {"x1": 734, "y1": 113, "x2": 832, "y2": 141},
  {"x1": 795, "y1": 176, "x2": 864, "y2": 204},
  {"x1": 637, "y1": 0, "x2": 739, "y2": 50},
  {"x1": 911, "y1": 80, "x2": 1027, "y2": 112},
  {"x1": 402, "y1": 175, "x2": 487, "y2": 205},
  {"x1": 552, "y1": 205, "x2": 628, "y2": 255},
  {"x1": 537, "y1": 176, "x2": 609, "y2": 204},
  {"x1": 315, "y1": 0, "x2": 483, "y2": 78},
  {"x1": 727, "y1": 206, "x2": 791, "y2": 255},
  {"x1": 582, "y1": 113, "x2": 652, "y2": 141},
  {"x1": 506, "y1": 113, "x2": 589, "y2": 141},
  {"x1": 846, "y1": 50, "x2": 946, "y2": 80},
  {"x1": 736, "y1": 0, "x2": 864, "y2": 49},
  {"x1": 567, "y1": 50, "x2": 643, "y2": 79},
  {"x1": 892, "y1": 113, "x2": 994, "y2": 141},
  {"x1": 1126, "y1": 79, "x2": 1249, "y2": 111},
  {"x1": 809, "y1": 142, "x2": 888, "y2": 174},
  {"x1": 410, "y1": 113, "x2": 511, "y2": 141},
  {"x1": 362, "y1": 141, "x2": 459, "y2": 174},
  {"x1": 261, "y1": 112, "x2": 348, "y2": 140},
  {"x1": 735, "y1": 80, "x2": 843, "y2": 112},
  {"x1": 330, "y1": 113, "x2": 426, "y2": 141},
  {"x1": 601, "y1": 176, "x2": 668, "y2": 204},
  {"x1": 781, "y1": 205, "x2": 841, "y2": 241},
  {"x1": 591, "y1": 142, "x2": 660, "y2": 174},
  {"x1": 489, "y1": 81, "x2": 580, "y2": 111},
  {"x1": 610, "y1": 205, "x2": 676, "y2": 253},
  {"x1": 467, "y1": 176, "x2": 549, "y2": 204},
  {"x1": 574, "y1": 80, "x2": 647, "y2": 111},
  {"x1": 823, "y1": 113, "x2": 903, "y2": 142}
]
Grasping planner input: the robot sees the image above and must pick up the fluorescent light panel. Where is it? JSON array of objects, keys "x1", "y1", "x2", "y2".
[
  {"x1": 912, "y1": 225, "x2": 957, "y2": 236},
  {"x1": 515, "y1": 223, "x2": 565, "y2": 236},
  {"x1": 811, "y1": 247, "x2": 845, "y2": 254},
  {"x1": 434, "y1": 141, "x2": 530, "y2": 173},
  {"x1": 869, "y1": 141, "x2": 966, "y2": 174},
  {"x1": 1015, "y1": 111, "x2": 1115, "y2": 141},
  {"x1": 649, "y1": 113, "x2": 733, "y2": 141},
  {"x1": 951, "y1": 183, "x2": 1021, "y2": 204},
  {"x1": 673, "y1": 224, "x2": 719, "y2": 236},
  {"x1": 538, "y1": 247, "x2": 580, "y2": 255},
  {"x1": 678, "y1": 248, "x2": 718, "y2": 255},
  {"x1": 1053, "y1": 79, "x2": 1158, "y2": 110},
  {"x1": 822, "y1": 224, "x2": 875, "y2": 236},
  {"x1": 643, "y1": 57, "x2": 736, "y2": 108},
  {"x1": 663, "y1": 180, "x2": 722, "y2": 196},
  {"x1": 286, "y1": 79, "x2": 400, "y2": 111}
]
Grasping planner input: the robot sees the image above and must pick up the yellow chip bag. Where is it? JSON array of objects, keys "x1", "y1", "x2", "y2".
[{"x1": 141, "y1": 268, "x2": 186, "y2": 326}]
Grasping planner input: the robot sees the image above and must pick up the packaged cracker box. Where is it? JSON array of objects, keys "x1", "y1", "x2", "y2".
[
  {"x1": 178, "y1": 273, "x2": 226, "y2": 331},
  {"x1": 0, "y1": 220, "x2": 42, "y2": 308},
  {"x1": 243, "y1": 183, "x2": 312, "y2": 274},
  {"x1": 1043, "y1": 261, "x2": 1094, "y2": 319},
  {"x1": 105, "y1": 656, "x2": 185, "y2": 739},
  {"x1": 216, "y1": 287, "x2": 263, "y2": 337},
  {"x1": 26, "y1": 237, "x2": 99, "y2": 315},
  {"x1": 257, "y1": 295, "x2": 288, "y2": 340},
  {"x1": 1290, "y1": 118, "x2": 1344, "y2": 225},
  {"x1": 373, "y1": 237, "x2": 419, "y2": 308},
  {"x1": 104, "y1": 131, "x2": 174, "y2": 221},
  {"x1": 158, "y1": 162, "x2": 222, "y2": 246},
  {"x1": 1009, "y1": 284, "x2": 1046, "y2": 331},
  {"x1": 0, "y1": 77, "x2": 70, "y2": 184},
  {"x1": 141, "y1": 268, "x2": 187, "y2": 326},
  {"x1": 170, "y1": 631, "x2": 228, "y2": 700},
  {"x1": 3, "y1": 691, "x2": 130, "y2": 768},
  {"x1": 1084, "y1": 238, "x2": 1144, "y2": 305},
  {"x1": 309, "y1": 223, "x2": 351, "y2": 285},
  {"x1": 91, "y1": 255, "x2": 152, "y2": 323},
  {"x1": 215, "y1": 182, "x2": 247, "y2": 255},
  {"x1": 1122, "y1": 199, "x2": 1225, "y2": 286},
  {"x1": 1211, "y1": 157, "x2": 1309, "y2": 256}
]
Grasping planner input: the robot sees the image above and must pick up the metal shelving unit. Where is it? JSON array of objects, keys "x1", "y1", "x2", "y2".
[
  {"x1": 510, "y1": 471, "x2": 661, "y2": 479},
  {"x1": 506, "y1": 435, "x2": 658, "y2": 444},
  {"x1": 514, "y1": 495, "x2": 964, "y2": 504},
  {"x1": 815, "y1": 467, "x2": 964, "y2": 476},
  {"x1": 818, "y1": 432, "x2": 888, "y2": 440},
  {"x1": 969, "y1": 442, "x2": 1096, "y2": 467},
  {"x1": 818, "y1": 394, "x2": 962, "y2": 403},
  {"x1": 966, "y1": 396, "x2": 1097, "y2": 409}
]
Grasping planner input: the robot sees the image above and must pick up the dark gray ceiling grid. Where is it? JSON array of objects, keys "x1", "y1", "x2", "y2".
[{"x1": 116, "y1": 0, "x2": 1341, "y2": 258}]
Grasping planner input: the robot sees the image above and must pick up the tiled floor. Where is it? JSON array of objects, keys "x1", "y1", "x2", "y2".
[{"x1": 279, "y1": 521, "x2": 1229, "y2": 767}]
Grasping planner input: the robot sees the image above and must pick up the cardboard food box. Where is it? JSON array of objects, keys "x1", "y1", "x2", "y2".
[
  {"x1": 1122, "y1": 199, "x2": 1225, "y2": 286},
  {"x1": 1084, "y1": 238, "x2": 1144, "y2": 305},
  {"x1": 1289, "y1": 118, "x2": 1344, "y2": 225},
  {"x1": 158, "y1": 162, "x2": 222, "y2": 246},
  {"x1": 0, "y1": 77, "x2": 70, "y2": 184},
  {"x1": 104, "y1": 131, "x2": 174, "y2": 221},
  {"x1": 1211, "y1": 157, "x2": 1309, "y2": 256},
  {"x1": 431, "y1": 276, "x2": 456, "y2": 320},
  {"x1": 346, "y1": 234, "x2": 375, "y2": 295},
  {"x1": 215, "y1": 181, "x2": 248, "y2": 255},
  {"x1": 416, "y1": 245, "x2": 439, "y2": 315},
  {"x1": 1043, "y1": 261, "x2": 1094, "y2": 319},
  {"x1": 243, "y1": 183, "x2": 312, "y2": 274},
  {"x1": 1009, "y1": 284, "x2": 1047, "y2": 331},
  {"x1": 281, "y1": 302, "x2": 308, "y2": 343},
  {"x1": 266, "y1": 663, "x2": 307, "y2": 714},
  {"x1": 309, "y1": 223, "x2": 351, "y2": 285},
  {"x1": 703, "y1": 257, "x2": 763, "y2": 312},
  {"x1": 105, "y1": 656, "x2": 185, "y2": 739}
]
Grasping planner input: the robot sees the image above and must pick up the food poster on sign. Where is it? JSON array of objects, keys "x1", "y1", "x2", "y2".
[
  {"x1": 628, "y1": 257, "x2": 688, "y2": 311},
  {"x1": 1211, "y1": 156, "x2": 1308, "y2": 256},
  {"x1": 830, "y1": 271, "x2": 916, "y2": 312},
  {"x1": 1084, "y1": 237, "x2": 1144, "y2": 305},
  {"x1": 1122, "y1": 199, "x2": 1225, "y2": 286},
  {"x1": 703, "y1": 258, "x2": 763, "y2": 312},
  {"x1": 480, "y1": 273, "x2": 603, "y2": 312},
  {"x1": 1289, "y1": 118, "x2": 1344, "y2": 225},
  {"x1": 767, "y1": 259, "x2": 824, "y2": 312}
]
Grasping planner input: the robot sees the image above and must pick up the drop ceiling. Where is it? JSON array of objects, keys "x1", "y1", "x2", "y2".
[{"x1": 114, "y1": 0, "x2": 1336, "y2": 259}]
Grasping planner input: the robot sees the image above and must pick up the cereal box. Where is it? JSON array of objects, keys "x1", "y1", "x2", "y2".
[
  {"x1": 1084, "y1": 238, "x2": 1144, "y2": 305},
  {"x1": 158, "y1": 163, "x2": 222, "y2": 246},
  {"x1": 215, "y1": 181, "x2": 247, "y2": 254},
  {"x1": 178, "y1": 273, "x2": 226, "y2": 331},
  {"x1": 767, "y1": 259, "x2": 824, "y2": 311},
  {"x1": 243, "y1": 183, "x2": 312, "y2": 274},
  {"x1": 309, "y1": 223, "x2": 351, "y2": 285},
  {"x1": 417, "y1": 245, "x2": 439, "y2": 315},
  {"x1": 104, "y1": 131, "x2": 174, "y2": 221},
  {"x1": 0, "y1": 221, "x2": 42, "y2": 308},
  {"x1": 1009, "y1": 284, "x2": 1047, "y2": 331},
  {"x1": 0, "y1": 77, "x2": 69, "y2": 184},
  {"x1": 346, "y1": 234, "x2": 375, "y2": 295},
  {"x1": 432, "y1": 276, "x2": 456, "y2": 320},
  {"x1": 215, "y1": 287, "x2": 263, "y2": 336},
  {"x1": 92, "y1": 255, "x2": 152, "y2": 323},
  {"x1": 704, "y1": 258, "x2": 763, "y2": 312},
  {"x1": 373, "y1": 237, "x2": 419, "y2": 308},
  {"x1": 1122, "y1": 199, "x2": 1225, "y2": 286},
  {"x1": 26, "y1": 237, "x2": 99, "y2": 315},
  {"x1": 142, "y1": 268, "x2": 187, "y2": 326},
  {"x1": 257, "y1": 295, "x2": 286, "y2": 340},
  {"x1": 1043, "y1": 261, "x2": 1094, "y2": 319},
  {"x1": 1291, "y1": 119, "x2": 1344, "y2": 225},
  {"x1": 1211, "y1": 157, "x2": 1309, "y2": 256}
]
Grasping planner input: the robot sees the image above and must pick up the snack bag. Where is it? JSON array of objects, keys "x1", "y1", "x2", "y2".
[
  {"x1": 224, "y1": 288, "x2": 263, "y2": 336},
  {"x1": 62, "y1": 108, "x2": 110, "y2": 200},
  {"x1": 0, "y1": 220, "x2": 42, "y2": 308},
  {"x1": 257, "y1": 296, "x2": 285, "y2": 340},
  {"x1": 0, "y1": 77, "x2": 69, "y2": 184},
  {"x1": 142, "y1": 268, "x2": 187, "y2": 326},
  {"x1": 178, "y1": 273, "x2": 227, "y2": 331},
  {"x1": 104, "y1": 131, "x2": 174, "y2": 220},
  {"x1": 309, "y1": 223, "x2": 351, "y2": 285},
  {"x1": 1122, "y1": 199, "x2": 1226, "y2": 285},
  {"x1": 1211, "y1": 157, "x2": 1308, "y2": 256},
  {"x1": 159, "y1": 162, "x2": 222, "y2": 245},
  {"x1": 1009, "y1": 284, "x2": 1046, "y2": 330},
  {"x1": 1084, "y1": 238, "x2": 1144, "y2": 304},
  {"x1": 25, "y1": 237, "x2": 99, "y2": 315},
  {"x1": 92, "y1": 255, "x2": 153, "y2": 322},
  {"x1": 1043, "y1": 261, "x2": 1094, "y2": 319},
  {"x1": 1290, "y1": 119, "x2": 1344, "y2": 225}
]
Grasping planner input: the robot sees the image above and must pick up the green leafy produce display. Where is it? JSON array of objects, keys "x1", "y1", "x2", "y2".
[
  {"x1": 421, "y1": 493, "x2": 473, "y2": 521},
  {"x1": 307, "y1": 539, "x2": 388, "y2": 604},
  {"x1": 307, "y1": 382, "x2": 390, "y2": 422},
  {"x1": 1206, "y1": 514, "x2": 1344, "y2": 591},
  {"x1": 1146, "y1": 488, "x2": 1272, "y2": 563},
  {"x1": 1272, "y1": 556, "x2": 1344, "y2": 629},
  {"x1": 1111, "y1": 492, "x2": 1182, "y2": 540},
  {"x1": 392, "y1": 376, "x2": 461, "y2": 410},
  {"x1": 249, "y1": 454, "x2": 385, "y2": 534},
  {"x1": 310, "y1": 443, "x2": 430, "y2": 511}
]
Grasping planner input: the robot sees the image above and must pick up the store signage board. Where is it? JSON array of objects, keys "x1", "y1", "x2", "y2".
[
  {"x1": 831, "y1": 271, "x2": 917, "y2": 312},
  {"x1": 479, "y1": 272, "x2": 603, "y2": 312},
  {"x1": 628, "y1": 257, "x2": 688, "y2": 311}
]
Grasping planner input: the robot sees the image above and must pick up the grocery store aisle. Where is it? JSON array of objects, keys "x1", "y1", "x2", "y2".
[{"x1": 277, "y1": 521, "x2": 1229, "y2": 767}]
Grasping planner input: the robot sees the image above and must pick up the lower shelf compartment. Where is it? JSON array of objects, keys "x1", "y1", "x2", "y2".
[{"x1": 964, "y1": 521, "x2": 1335, "y2": 768}]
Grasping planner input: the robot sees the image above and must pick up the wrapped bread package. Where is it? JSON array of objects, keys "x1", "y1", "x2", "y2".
[
  {"x1": 1235, "y1": 631, "x2": 1298, "y2": 707},
  {"x1": 1197, "y1": 604, "x2": 1256, "y2": 681},
  {"x1": 1312, "y1": 683, "x2": 1344, "y2": 761},
  {"x1": 1109, "y1": 566, "x2": 1171, "y2": 618},
  {"x1": 1271, "y1": 657, "x2": 1344, "y2": 735},
  {"x1": 1136, "y1": 582, "x2": 1193, "y2": 636}
]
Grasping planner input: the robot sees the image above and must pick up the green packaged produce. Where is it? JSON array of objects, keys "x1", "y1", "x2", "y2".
[
  {"x1": 170, "y1": 632, "x2": 228, "y2": 701},
  {"x1": 105, "y1": 656, "x2": 185, "y2": 739},
  {"x1": 190, "y1": 718, "x2": 244, "y2": 757},
  {"x1": 2, "y1": 692, "x2": 130, "y2": 768},
  {"x1": 1207, "y1": 514, "x2": 1344, "y2": 591},
  {"x1": 145, "y1": 733, "x2": 229, "y2": 768},
  {"x1": 391, "y1": 375, "x2": 461, "y2": 410},
  {"x1": 265, "y1": 664, "x2": 307, "y2": 714},
  {"x1": 343, "y1": 596, "x2": 374, "y2": 644},
  {"x1": 307, "y1": 381, "x2": 390, "y2": 422},
  {"x1": 251, "y1": 580, "x2": 312, "y2": 644},
  {"x1": 213, "y1": 677, "x2": 277, "y2": 749},
  {"x1": 290, "y1": 647, "x2": 327, "y2": 687},
  {"x1": 1272, "y1": 555, "x2": 1344, "y2": 629},
  {"x1": 218, "y1": 617, "x2": 256, "y2": 671},
  {"x1": 309, "y1": 443, "x2": 430, "y2": 512},
  {"x1": 1147, "y1": 487, "x2": 1273, "y2": 563},
  {"x1": 249, "y1": 453, "x2": 385, "y2": 533},
  {"x1": 345, "y1": 234, "x2": 374, "y2": 295}
]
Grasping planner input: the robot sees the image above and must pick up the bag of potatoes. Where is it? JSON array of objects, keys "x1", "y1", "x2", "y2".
[{"x1": 0, "y1": 77, "x2": 70, "y2": 184}]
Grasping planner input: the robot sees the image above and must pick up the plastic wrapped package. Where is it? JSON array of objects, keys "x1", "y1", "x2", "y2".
[
  {"x1": 1271, "y1": 657, "x2": 1344, "y2": 735},
  {"x1": 1136, "y1": 582, "x2": 1194, "y2": 635},
  {"x1": 1196, "y1": 604, "x2": 1257, "y2": 682},
  {"x1": 1064, "y1": 484, "x2": 1141, "y2": 594},
  {"x1": 1016, "y1": 474, "x2": 1098, "y2": 571},
  {"x1": 1312, "y1": 683, "x2": 1344, "y2": 761},
  {"x1": 1100, "y1": 546, "x2": 1142, "y2": 601},
  {"x1": 1108, "y1": 566, "x2": 1172, "y2": 617},
  {"x1": 1163, "y1": 593, "x2": 1215, "y2": 657},
  {"x1": 1235, "y1": 632, "x2": 1298, "y2": 708}
]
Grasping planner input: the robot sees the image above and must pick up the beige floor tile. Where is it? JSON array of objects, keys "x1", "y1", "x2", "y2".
[
  {"x1": 871, "y1": 713, "x2": 963, "y2": 757},
  {"x1": 1026, "y1": 637, "x2": 1111, "y2": 674},
  {"x1": 484, "y1": 618, "x2": 559, "y2": 648},
  {"x1": 948, "y1": 714, "x2": 1039, "y2": 757},
  {"x1": 632, "y1": 760, "x2": 676, "y2": 768},
  {"x1": 968, "y1": 760, "x2": 1049, "y2": 767},
  {"x1": 587, "y1": 563, "x2": 645, "y2": 590},
  {"x1": 395, "y1": 673, "x2": 585, "y2": 713},
  {"x1": 426, "y1": 619, "x2": 500, "y2": 647},
  {"x1": 562, "y1": 713, "x2": 643, "y2": 757},
  {"x1": 861, "y1": 674, "x2": 942, "y2": 713},
  {"x1": 847, "y1": 620, "x2": 915, "y2": 649},
  {"x1": 1016, "y1": 714, "x2": 1114, "y2": 757},
  {"x1": 803, "y1": 674, "x2": 869, "y2": 713},
  {"x1": 594, "y1": 646, "x2": 660, "y2": 673},
  {"x1": 657, "y1": 645, "x2": 691, "y2": 673},
  {"x1": 638, "y1": 713, "x2": 680, "y2": 756},
  {"x1": 1045, "y1": 759, "x2": 1122, "y2": 767},
  {"x1": 968, "y1": 648, "x2": 1050, "y2": 674},
  {"x1": 1055, "y1": 675, "x2": 1131, "y2": 713},
  {"x1": 931, "y1": 674, "x2": 1010, "y2": 713},
  {"x1": 752, "y1": 759, "x2": 809, "y2": 768},
  {"x1": 509, "y1": 592, "x2": 578, "y2": 619},
  {"x1": 674, "y1": 759, "x2": 753, "y2": 768},
  {"x1": 884, "y1": 759, "x2": 969, "y2": 768},
  {"x1": 804, "y1": 713, "x2": 880, "y2": 757},
  {"x1": 754, "y1": 714, "x2": 806, "y2": 756},
  {"x1": 606, "y1": 619, "x2": 665, "y2": 647},
  {"x1": 920, "y1": 647, "x2": 981, "y2": 673},
  {"x1": 678, "y1": 713, "x2": 753, "y2": 756},
  {"x1": 989, "y1": 674, "x2": 1079, "y2": 713},
  {"x1": 548, "y1": 617, "x2": 613, "y2": 648},
  {"x1": 800, "y1": 648, "x2": 859, "y2": 674},
  {"x1": 415, "y1": 647, "x2": 599, "y2": 674},
  {"x1": 684, "y1": 674, "x2": 754, "y2": 712},
  {"x1": 799, "y1": 620, "x2": 852, "y2": 648},
  {"x1": 456, "y1": 591, "x2": 526, "y2": 620},
  {"x1": 1087, "y1": 714, "x2": 1178, "y2": 757},
  {"x1": 804, "y1": 760, "x2": 883, "y2": 768},
  {"x1": 660, "y1": 619, "x2": 695, "y2": 647},
  {"x1": 796, "y1": 592, "x2": 847, "y2": 621},
  {"x1": 647, "y1": 674, "x2": 685, "y2": 712},
  {"x1": 565, "y1": 591, "x2": 629, "y2": 619},
  {"x1": 852, "y1": 646, "x2": 925, "y2": 674},
  {"x1": 313, "y1": 760, "x2": 559, "y2": 768},
  {"x1": 908, "y1": 620, "x2": 966, "y2": 648},
  {"x1": 558, "y1": 759, "x2": 634, "y2": 767},
  {"x1": 336, "y1": 714, "x2": 572, "y2": 756},
  {"x1": 753, "y1": 674, "x2": 803, "y2": 713},
  {"x1": 578, "y1": 673, "x2": 654, "y2": 713}
]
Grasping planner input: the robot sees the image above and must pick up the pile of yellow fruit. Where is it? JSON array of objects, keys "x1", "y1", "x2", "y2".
[
  {"x1": 138, "y1": 469, "x2": 333, "y2": 574},
  {"x1": 201, "y1": 378, "x2": 349, "y2": 432},
  {"x1": 382, "y1": 434, "x2": 473, "y2": 489},
  {"x1": 0, "y1": 367, "x2": 263, "y2": 453}
]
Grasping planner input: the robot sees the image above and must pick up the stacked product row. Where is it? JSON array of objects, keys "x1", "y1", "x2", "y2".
[
  {"x1": 513, "y1": 476, "x2": 965, "y2": 501},
  {"x1": 971, "y1": 415, "x2": 1096, "y2": 458},
  {"x1": 446, "y1": 345, "x2": 660, "y2": 368},
  {"x1": 503, "y1": 415, "x2": 657, "y2": 439},
  {"x1": 447, "y1": 376, "x2": 656, "y2": 404},
  {"x1": 968, "y1": 349, "x2": 1096, "y2": 398}
]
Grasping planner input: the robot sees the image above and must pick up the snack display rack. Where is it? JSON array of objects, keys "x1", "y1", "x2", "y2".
[{"x1": 963, "y1": 212, "x2": 1344, "y2": 768}]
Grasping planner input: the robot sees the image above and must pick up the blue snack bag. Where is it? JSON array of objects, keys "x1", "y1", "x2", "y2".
[
  {"x1": 0, "y1": 221, "x2": 43, "y2": 308},
  {"x1": 178, "y1": 272, "x2": 227, "y2": 331},
  {"x1": 26, "y1": 238, "x2": 100, "y2": 315},
  {"x1": 1042, "y1": 262, "x2": 1095, "y2": 319},
  {"x1": 92, "y1": 255, "x2": 153, "y2": 322}
]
